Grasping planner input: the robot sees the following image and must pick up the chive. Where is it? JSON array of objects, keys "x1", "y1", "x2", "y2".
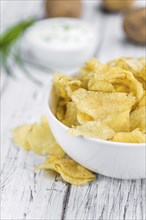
[{"x1": 0, "y1": 18, "x2": 36, "y2": 77}]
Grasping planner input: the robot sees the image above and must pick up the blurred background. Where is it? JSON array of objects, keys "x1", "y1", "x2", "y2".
[
  {"x1": 1, "y1": 0, "x2": 146, "y2": 78},
  {"x1": 1, "y1": 0, "x2": 146, "y2": 30}
]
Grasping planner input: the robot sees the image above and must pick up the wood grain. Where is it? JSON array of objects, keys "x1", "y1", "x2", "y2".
[
  {"x1": 1, "y1": 78, "x2": 69, "y2": 220},
  {"x1": 1, "y1": 1, "x2": 146, "y2": 220},
  {"x1": 64, "y1": 176, "x2": 146, "y2": 220}
]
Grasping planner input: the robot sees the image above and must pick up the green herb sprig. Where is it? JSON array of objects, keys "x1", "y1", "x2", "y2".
[{"x1": 0, "y1": 19, "x2": 36, "y2": 77}]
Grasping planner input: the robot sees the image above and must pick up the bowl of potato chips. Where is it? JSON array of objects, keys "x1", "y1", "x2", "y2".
[{"x1": 47, "y1": 57, "x2": 146, "y2": 179}]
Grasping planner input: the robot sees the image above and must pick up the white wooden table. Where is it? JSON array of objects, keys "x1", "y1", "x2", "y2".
[{"x1": 1, "y1": 1, "x2": 146, "y2": 219}]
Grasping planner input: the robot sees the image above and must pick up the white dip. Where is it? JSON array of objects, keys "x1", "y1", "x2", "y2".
[{"x1": 28, "y1": 19, "x2": 96, "y2": 49}]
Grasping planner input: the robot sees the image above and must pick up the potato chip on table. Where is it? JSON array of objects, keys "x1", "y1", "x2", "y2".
[
  {"x1": 12, "y1": 116, "x2": 65, "y2": 156},
  {"x1": 12, "y1": 125, "x2": 32, "y2": 150},
  {"x1": 36, "y1": 156, "x2": 95, "y2": 185}
]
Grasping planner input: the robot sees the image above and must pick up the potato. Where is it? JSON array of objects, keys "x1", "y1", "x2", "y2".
[
  {"x1": 123, "y1": 8, "x2": 146, "y2": 44},
  {"x1": 103, "y1": 0, "x2": 134, "y2": 12},
  {"x1": 45, "y1": 0, "x2": 82, "y2": 18}
]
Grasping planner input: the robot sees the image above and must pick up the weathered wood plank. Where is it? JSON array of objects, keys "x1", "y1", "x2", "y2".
[
  {"x1": 64, "y1": 176, "x2": 146, "y2": 220},
  {"x1": 1, "y1": 77, "x2": 69, "y2": 220}
]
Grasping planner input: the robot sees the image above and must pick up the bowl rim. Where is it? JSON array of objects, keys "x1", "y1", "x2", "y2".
[
  {"x1": 47, "y1": 82, "x2": 145, "y2": 148},
  {"x1": 25, "y1": 17, "x2": 97, "y2": 51}
]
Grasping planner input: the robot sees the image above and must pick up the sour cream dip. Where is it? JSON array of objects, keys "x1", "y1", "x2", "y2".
[{"x1": 25, "y1": 18, "x2": 97, "y2": 71}]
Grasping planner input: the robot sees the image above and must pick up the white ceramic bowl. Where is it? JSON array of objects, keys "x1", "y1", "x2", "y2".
[
  {"x1": 46, "y1": 84, "x2": 146, "y2": 179},
  {"x1": 25, "y1": 18, "x2": 97, "y2": 71}
]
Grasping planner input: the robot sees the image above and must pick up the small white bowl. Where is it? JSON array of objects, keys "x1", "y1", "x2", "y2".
[
  {"x1": 24, "y1": 18, "x2": 97, "y2": 72},
  {"x1": 46, "y1": 84, "x2": 146, "y2": 179}
]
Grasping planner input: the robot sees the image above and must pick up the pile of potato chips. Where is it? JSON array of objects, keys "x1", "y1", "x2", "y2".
[
  {"x1": 12, "y1": 57, "x2": 146, "y2": 186},
  {"x1": 12, "y1": 116, "x2": 96, "y2": 185},
  {"x1": 54, "y1": 57, "x2": 146, "y2": 143}
]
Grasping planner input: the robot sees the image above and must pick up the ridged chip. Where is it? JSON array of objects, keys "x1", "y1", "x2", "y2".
[
  {"x1": 36, "y1": 156, "x2": 95, "y2": 185},
  {"x1": 12, "y1": 116, "x2": 65, "y2": 156},
  {"x1": 130, "y1": 106, "x2": 146, "y2": 132},
  {"x1": 71, "y1": 88, "x2": 135, "y2": 120},
  {"x1": 112, "y1": 129, "x2": 146, "y2": 143},
  {"x1": 68, "y1": 121, "x2": 115, "y2": 140}
]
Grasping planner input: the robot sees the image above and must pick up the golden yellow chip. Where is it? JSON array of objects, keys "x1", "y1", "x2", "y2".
[
  {"x1": 77, "y1": 111, "x2": 94, "y2": 125},
  {"x1": 56, "y1": 99, "x2": 66, "y2": 121},
  {"x1": 52, "y1": 57, "x2": 145, "y2": 143},
  {"x1": 53, "y1": 73, "x2": 70, "y2": 98},
  {"x1": 68, "y1": 121, "x2": 115, "y2": 140},
  {"x1": 140, "y1": 66, "x2": 146, "y2": 81},
  {"x1": 62, "y1": 102, "x2": 78, "y2": 127},
  {"x1": 130, "y1": 107, "x2": 146, "y2": 132},
  {"x1": 12, "y1": 125, "x2": 31, "y2": 150},
  {"x1": 81, "y1": 58, "x2": 105, "y2": 76},
  {"x1": 26, "y1": 117, "x2": 65, "y2": 156},
  {"x1": 36, "y1": 156, "x2": 95, "y2": 185},
  {"x1": 53, "y1": 72, "x2": 81, "y2": 98},
  {"x1": 88, "y1": 79, "x2": 114, "y2": 92},
  {"x1": 71, "y1": 88, "x2": 135, "y2": 120},
  {"x1": 12, "y1": 116, "x2": 65, "y2": 156},
  {"x1": 109, "y1": 57, "x2": 146, "y2": 87},
  {"x1": 112, "y1": 129, "x2": 146, "y2": 143},
  {"x1": 136, "y1": 91, "x2": 146, "y2": 109},
  {"x1": 104, "y1": 67, "x2": 143, "y2": 101},
  {"x1": 138, "y1": 66, "x2": 146, "y2": 89},
  {"x1": 115, "y1": 58, "x2": 144, "y2": 73},
  {"x1": 104, "y1": 110, "x2": 130, "y2": 132},
  {"x1": 79, "y1": 58, "x2": 108, "y2": 88}
]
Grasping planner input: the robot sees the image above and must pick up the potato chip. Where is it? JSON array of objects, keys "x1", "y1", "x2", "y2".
[
  {"x1": 140, "y1": 66, "x2": 146, "y2": 81},
  {"x1": 56, "y1": 99, "x2": 66, "y2": 121},
  {"x1": 104, "y1": 110, "x2": 130, "y2": 132},
  {"x1": 36, "y1": 156, "x2": 95, "y2": 185},
  {"x1": 136, "y1": 91, "x2": 146, "y2": 109},
  {"x1": 80, "y1": 58, "x2": 105, "y2": 77},
  {"x1": 12, "y1": 116, "x2": 65, "y2": 156},
  {"x1": 68, "y1": 121, "x2": 115, "y2": 140},
  {"x1": 80, "y1": 59, "x2": 108, "y2": 88},
  {"x1": 53, "y1": 72, "x2": 81, "y2": 98},
  {"x1": 130, "y1": 106, "x2": 146, "y2": 132},
  {"x1": 104, "y1": 67, "x2": 143, "y2": 101},
  {"x1": 66, "y1": 81, "x2": 82, "y2": 98},
  {"x1": 71, "y1": 88, "x2": 135, "y2": 120},
  {"x1": 52, "y1": 57, "x2": 146, "y2": 143},
  {"x1": 88, "y1": 79, "x2": 114, "y2": 92},
  {"x1": 53, "y1": 73, "x2": 70, "y2": 98},
  {"x1": 12, "y1": 125, "x2": 31, "y2": 150},
  {"x1": 26, "y1": 116, "x2": 65, "y2": 156},
  {"x1": 77, "y1": 111, "x2": 94, "y2": 125},
  {"x1": 112, "y1": 129, "x2": 146, "y2": 143},
  {"x1": 115, "y1": 58, "x2": 144, "y2": 73},
  {"x1": 62, "y1": 102, "x2": 78, "y2": 127},
  {"x1": 108, "y1": 57, "x2": 146, "y2": 88}
]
